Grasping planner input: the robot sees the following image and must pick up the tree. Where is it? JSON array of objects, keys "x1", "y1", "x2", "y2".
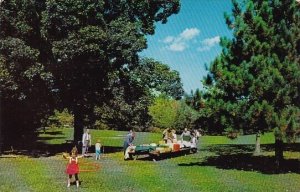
[
  {"x1": 0, "y1": 1, "x2": 55, "y2": 151},
  {"x1": 132, "y1": 58, "x2": 184, "y2": 99},
  {"x1": 42, "y1": 0, "x2": 180, "y2": 142},
  {"x1": 0, "y1": 0, "x2": 180, "y2": 146},
  {"x1": 185, "y1": 89, "x2": 205, "y2": 111},
  {"x1": 206, "y1": 0, "x2": 300, "y2": 165},
  {"x1": 96, "y1": 58, "x2": 184, "y2": 131},
  {"x1": 149, "y1": 94, "x2": 198, "y2": 131},
  {"x1": 174, "y1": 100, "x2": 199, "y2": 130},
  {"x1": 148, "y1": 94, "x2": 179, "y2": 129}
]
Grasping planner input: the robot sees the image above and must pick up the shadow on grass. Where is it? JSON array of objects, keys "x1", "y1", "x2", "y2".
[
  {"x1": 41, "y1": 130, "x2": 64, "y2": 135},
  {"x1": 37, "y1": 136, "x2": 67, "y2": 141},
  {"x1": 131, "y1": 149, "x2": 196, "y2": 161},
  {"x1": 1, "y1": 141, "x2": 123, "y2": 158},
  {"x1": 178, "y1": 144, "x2": 300, "y2": 174}
]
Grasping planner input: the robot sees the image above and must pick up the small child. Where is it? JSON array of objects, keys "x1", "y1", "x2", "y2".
[
  {"x1": 65, "y1": 146, "x2": 83, "y2": 188},
  {"x1": 95, "y1": 139, "x2": 102, "y2": 160}
]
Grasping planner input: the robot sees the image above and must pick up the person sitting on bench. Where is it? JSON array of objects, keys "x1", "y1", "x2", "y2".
[{"x1": 181, "y1": 128, "x2": 191, "y2": 147}]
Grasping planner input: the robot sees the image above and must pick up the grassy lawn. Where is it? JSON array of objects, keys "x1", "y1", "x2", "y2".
[{"x1": 1, "y1": 128, "x2": 299, "y2": 192}]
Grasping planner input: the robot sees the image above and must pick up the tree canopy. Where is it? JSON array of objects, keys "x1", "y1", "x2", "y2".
[
  {"x1": 203, "y1": 0, "x2": 300, "y2": 163},
  {"x1": 95, "y1": 58, "x2": 184, "y2": 131},
  {"x1": 0, "y1": 0, "x2": 181, "y2": 148}
]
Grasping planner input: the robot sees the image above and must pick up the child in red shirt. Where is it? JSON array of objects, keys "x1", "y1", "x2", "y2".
[{"x1": 65, "y1": 147, "x2": 83, "y2": 188}]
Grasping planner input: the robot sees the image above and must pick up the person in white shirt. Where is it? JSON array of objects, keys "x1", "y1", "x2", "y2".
[
  {"x1": 181, "y1": 128, "x2": 192, "y2": 147},
  {"x1": 82, "y1": 129, "x2": 91, "y2": 156},
  {"x1": 171, "y1": 129, "x2": 177, "y2": 143}
]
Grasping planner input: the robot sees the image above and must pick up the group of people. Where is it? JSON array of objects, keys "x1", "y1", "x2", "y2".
[
  {"x1": 65, "y1": 128, "x2": 201, "y2": 188},
  {"x1": 163, "y1": 128, "x2": 201, "y2": 146},
  {"x1": 180, "y1": 128, "x2": 201, "y2": 149},
  {"x1": 81, "y1": 128, "x2": 102, "y2": 160},
  {"x1": 162, "y1": 128, "x2": 177, "y2": 143},
  {"x1": 65, "y1": 128, "x2": 102, "y2": 188}
]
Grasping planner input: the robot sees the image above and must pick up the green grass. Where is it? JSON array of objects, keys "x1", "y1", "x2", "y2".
[
  {"x1": 1, "y1": 129, "x2": 300, "y2": 192},
  {"x1": 38, "y1": 128, "x2": 164, "y2": 146},
  {"x1": 38, "y1": 128, "x2": 275, "y2": 146}
]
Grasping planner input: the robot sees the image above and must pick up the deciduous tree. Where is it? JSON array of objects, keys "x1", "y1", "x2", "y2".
[{"x1": 0, "y1": 0, "x2": 180, "y2": 147}]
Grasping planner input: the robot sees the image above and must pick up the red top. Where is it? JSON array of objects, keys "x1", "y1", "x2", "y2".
[{"x1": 65, "y1": 157, "x2": 79, "y2": 175}]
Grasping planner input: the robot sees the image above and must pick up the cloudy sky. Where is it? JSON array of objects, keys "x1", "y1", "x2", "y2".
[{"x1": 140, "y1": 0, "x2": 233, "y2": 93}]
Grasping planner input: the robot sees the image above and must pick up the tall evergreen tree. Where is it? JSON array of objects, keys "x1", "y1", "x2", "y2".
[{"x1": 206, "y1": 0, "x2": 300, "y2": 165}]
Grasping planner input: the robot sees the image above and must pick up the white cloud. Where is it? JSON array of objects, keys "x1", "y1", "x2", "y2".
[
  {"x1": 163, "y1": 36, "x2": 175, "y2": 43},
  {"x1": 180, "y1": 28, "x2": 200, "y2": 40},
  {"x1": 197, "y1": 36, "x2": 220, "y2": 52},
  {"x1": 163, "y1": 28, "x2": 200, "y2": 52},
  {"x1": 169, "y1": 42, "x2": 186, "y2": 52}
]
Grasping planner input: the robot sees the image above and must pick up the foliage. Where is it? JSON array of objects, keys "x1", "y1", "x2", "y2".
[
  {"x1": 203, "y1": 0, "x2": 300, "y2": 137},
  {"x1": 202, "y1": 0, "x2": 300, "y2": 163},
  {"x1": 149, "y1": 95, "x2": 198, "y2": 130},
  {"x1": 185, "y1": 89, "x2": 205, "y2": 111},
  {"x1": 0, "y1": 0, "x2": 181, "y2": 146},
  {"x1": 132, "y1": 58, "x2": 184, "y2": 99},
  {"x1": 174, "y1": 100, "x2": 199, "y2": 130},
  {"x1": 46, "y1": 109, "x2": 74, "y2": 128},
  {"x1": 0, "y1": 1, "x2": 55, "y2": 148},
  {"x1": 148, "y1": 95, "x2": 179, "y2": 129},
  {"x1": 94, "y1": 58, "x2": 184, "y2": 131}
]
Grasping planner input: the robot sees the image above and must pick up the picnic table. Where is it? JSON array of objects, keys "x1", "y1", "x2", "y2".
[{"x1": 127, "y1": 143, "x2": 197, "y2": 161}]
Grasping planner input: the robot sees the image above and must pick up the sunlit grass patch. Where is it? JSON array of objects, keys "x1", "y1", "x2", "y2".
[{"x1": 2, "y1": 129, "x2": 299, "y2": 192}]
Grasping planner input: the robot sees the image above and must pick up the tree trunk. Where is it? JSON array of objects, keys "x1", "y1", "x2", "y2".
[
  {"x1": 0, "y1": 121, "x2": 2, "y2": 155},
  {"x1": 0, "y1": 99, "x2": 3, "y2": 155},
  {"x1": 275, "y1": 138, "x2": 284, "y2": 169},
  {"x1": 253, "y1": 132, "x2": 261, "y2": 155},
  {"x1": 73, "y1": 105, "x2": 84, "y2": 146}
]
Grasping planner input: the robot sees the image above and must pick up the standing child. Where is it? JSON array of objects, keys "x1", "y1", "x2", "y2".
[
  {"x1": 65, "y1": 147, "x2": 83, "y2": 188},
  {"x1": 95, "y1": 139, "x2": 102, "y2": 160}
]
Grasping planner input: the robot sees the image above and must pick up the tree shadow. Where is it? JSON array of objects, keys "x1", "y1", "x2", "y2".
[
  {"x1": 102, "y1": 146, "x2": 123, "y2": 153},
  {"x1": 131, "y1": 149, "x2": 196, "y2": 161},
  {"x1": 37, "y1": 136, "x2": 66, "y2": 141},
  {"x1": 1, "y1": 140, "x2": 123, "y2": 158},
  {"x1": 42, "y1": 130, "x2": 64, "y2": 135},
  {"x1": 284, "y1": 143, "x2": 300, "y2": 152},
  {"x1": 1, "y1": 127, "x2": 126, "y2": 158},
  {"x1": 178, "y1": 144, "x2": 300, "y2": 174}
]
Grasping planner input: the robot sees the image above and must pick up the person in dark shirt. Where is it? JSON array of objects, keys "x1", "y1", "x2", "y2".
[{"x1": 123, "y1": 130, "x2": 134, "y2": 155}]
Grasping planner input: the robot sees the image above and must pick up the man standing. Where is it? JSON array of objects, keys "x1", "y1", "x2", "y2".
[{"x1": 82, "y1": 129, "x2": 91, "y2": 156}]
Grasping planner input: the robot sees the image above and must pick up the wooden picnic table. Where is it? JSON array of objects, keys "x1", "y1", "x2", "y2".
[{"x1": 128, "y1": 145, "x2": 197, "y2": 161}]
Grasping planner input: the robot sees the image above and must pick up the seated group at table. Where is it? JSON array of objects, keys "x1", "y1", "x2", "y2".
[{"x1": 124, "y1": 128, "x2": 201, "y2": 160}]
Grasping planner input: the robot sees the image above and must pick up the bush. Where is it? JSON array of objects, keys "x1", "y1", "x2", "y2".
[
  {"x1": 147, "y1": 127, "x2": 162, "y2": 133},
  {"x1": 94, "y1": 120, "x2": 111, "y2": 130},
  {"x1": 46, "y1": 109, "x2": 74, "y2": 128}
]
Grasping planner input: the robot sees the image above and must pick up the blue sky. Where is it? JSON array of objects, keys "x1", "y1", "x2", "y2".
[{"x1": 140, "y1": 0, "x2": 233, "y2": 93}]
